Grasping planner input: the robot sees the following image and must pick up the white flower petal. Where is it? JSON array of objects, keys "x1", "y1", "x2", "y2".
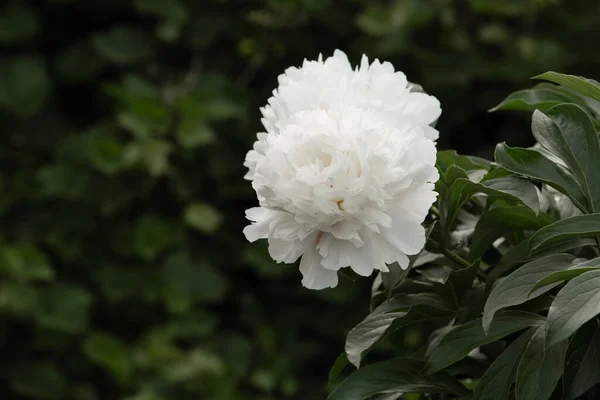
[
  {"x1": 300, "y1": 244, "x2": 339, "y2": 290},
  {"x1": 243, "y1": 49, "x2": 440, "y2": 289},
  {"x1": 267, "y1": 236, "x2": 303, "y2": 263},
  {"x1": 243, "y1": 207, "x2": 278, "y2": 242},
  {"x1": 381, "y1": 216, "x2": 426, "y2": 256}
]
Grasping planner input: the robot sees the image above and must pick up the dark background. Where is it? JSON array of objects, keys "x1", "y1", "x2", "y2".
[{"x1": 1, "y1": 0, "x2": 599, "y2": 399}]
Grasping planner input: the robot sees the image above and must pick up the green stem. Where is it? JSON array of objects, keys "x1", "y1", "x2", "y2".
[
  {"x1": 429, "y1": 238, "x2": 486, "y2": 278},
  {"x1": 443, "y1": 247, "x2": 486, "y2": 280},
  {"x1": 441, "y1": 248, "x2": 471, "y2": 269}
]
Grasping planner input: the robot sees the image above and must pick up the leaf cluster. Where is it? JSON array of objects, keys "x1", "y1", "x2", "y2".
[{"x1": 332, "y1": 73, "x2": 600, "y2": 400}]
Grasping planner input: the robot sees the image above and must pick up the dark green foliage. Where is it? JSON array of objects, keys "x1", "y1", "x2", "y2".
[
  {"x1": 2, "y1": 0, "x2": 600, "y2": 399},
  {"x1": 335, "y1": 73, "x2": 600, "y2": 399}
]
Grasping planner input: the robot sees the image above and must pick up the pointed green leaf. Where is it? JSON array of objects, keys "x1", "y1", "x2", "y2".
[
  {"x1": 490, "y1": 83, "x2": 586, "y2": 112},
  {"x1": 532, "y1": 104, "x2": 600, "y2": 212},
  {"x1": 534, "y1": 72, "x2": 600, "y2": 103},
  {"x1": 327, "y1": 358, "x2": 468, "y2": 400},
  {"x1": 529, "y1": 213, "x2": 600, "y2": 254},
  {"x1": 446, "y1": 177, "x2": 540, "y2": 236},
  {"x1": 472, "y1": 329, "x2": 533, "y2": 400},
  {"x1": 493, "y1": 238, "x2": 595, "y2": 282},
  {"x1": 483, "y1": 254, "x2": 576, "y2": 332},
  {"x1": 469, "y1": 205, "x2": 554, "y2": 261},
  {"x1": 495, "y1": 143, "x2": 588, "y2": 213},
  {"x1": 547, "y1": 269, "x2": 600, "y2": 346},
  {"x1": 329, "y1": 353, "x2": 350, "y2": 388},
  {"x1": 436, "y1": 151, "x2": 490, "y2": 172},
  {"x1": 530, "y1": 257, "x2": 600, "y2": 292},
  {"x1": 515, "y1": 325, "x2": 567, "y2": 400},
  {"x1": 563, "y1": 321, "x2": 600, "y2": 400},
  {"x1": 429, "y1": 310, "x2": 545, "y2": 372},
  {"x1": 381, "y1": 262, "x2": 410, "y2": 297},
  {"x1": 482, "y1": 176, "x2": 540, "y2": 214},
  {"x1": 345, "y1": 293, "x2": 452, "y2": 367}
]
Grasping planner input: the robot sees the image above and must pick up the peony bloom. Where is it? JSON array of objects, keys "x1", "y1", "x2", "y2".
[{"x1": 243, "y1": 50, "x2": 441, "y2": 290}]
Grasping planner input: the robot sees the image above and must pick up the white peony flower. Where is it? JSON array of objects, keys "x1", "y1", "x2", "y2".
[{"x1": 243, "y1": 50, "x2": 441, "y2": 290}]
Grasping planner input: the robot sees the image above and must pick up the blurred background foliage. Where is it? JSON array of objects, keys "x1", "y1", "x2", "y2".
[{"x1": 0, "y1": 0, "x2": 599, "y2": 399}]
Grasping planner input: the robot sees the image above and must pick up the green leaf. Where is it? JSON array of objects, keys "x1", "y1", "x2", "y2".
[
  {"x1": 482, "y1": 177, "x2": 540, "y2": 214},
  {"x1": 160, "y1": 348, "x2": 224, "y2": 382},
  {"x1": 469, "y1": 0, "x2": 528, "y2": 16},
  {"x1": 327, "y1": 358, "x2": 468, "y2": 400},
  {"x1": 381, "y1": 261, "x2": 410, "y2": 297},
  {"x1": 133, "y1": 215, "x2": 176, "y2": 261},
  {"x1": 532, "y1": 104, "x2": 600, "y2": 212},
  {"x1": 563, "y1": 321, "x2": 600, "y2": 400},
  {"x1": 139, "y1": 139, "x2": 172, "y2": 176},
  {"x1": 34, "y1": 283, "x2": 93, "y2": 334},
  {"x1": 495, "y1": 143, "x2": 588, "y2": 213},
  {"x1": 482, "y1": 254, "x2": 576, "y2": 332},
  {"x1": 445, "y1": 177, "x2": 539, "y2": 239},
  {"x1": 347, "y1": 308, "x2": 408, "y2": 368},
  {"x1": 184, "y1": 202, "x2": 223, "y2": 234},
  {"x1": 436, "y1": 151, "x2": 490, "y2": 172},
  {"x1": 0, "y1": 244, "x2": 54, "y2": 281},
  {"x1": 163, "y1": 251, "x2": 229, "y2": 304},
  {"x1": 345, "y1": 293, "x2": 452, "y2": 367},
  {"x1": 133, "y1": 0, "x2": 188, "y2": 24},
  {"x1": 82, "y1": 332, "x2": 131, "y2": 382},
  {"x1": 472, "y1": 329, "x2": 533, "y2": 400},
  {"x1": 87, "y1": 135, "x2": 125, "y2": 175},
  {"x1": 428, "y1": 310, "x2": 545, "y2": 372},
  {"x1": 0, "y1": 55, "x2": 50, "y2": 116},
  {"x1": 493, "y1": 238, "x2": 595, "y2": 282},
  {"x1": 530, "y1": 257, "x2": 600, "y2": 292},
  {"x1": 515, "y1": 325, "x2": 567, "y2": 400},
  {"x1": 0, "y1": 1, "x2": 39, "y2": 43},
  {"x1": 93, "y1": 26, "x2": 154, "y2": 65},
  {"x1": 95, "y1": 265, "x2": 141, "y2": 302},
  {"x1": 528, "y1": 213, "x2": 600, "y2": 254},
  {"x1": 369, "y1": 394, "x2": 403, "y2": 400},
  {"x1": 546, "y1": 269, "x2": 600, "y2": 346},
  {"x1": 0, "y1": 281, "x2": 40, "y2": 316},
  {"x1": 10, "y1": 362, "x2": 67, "y2": 399},
  {"x1": 469, "y1": 205, "x2": 553, "y2": 261},
  {"x1": 329, "y1": 353, "x2": 350, "y2": 388},
  {"x1": 107, "y1": 75, "x2": 170, "y2": 138},
  {"x1": 177, "y1": 118, "x2": 215, "y2": 148},
  {"x1": 444, "y1": 260, "x2": 478, "y2": 307},
  {"x1": 534, "y1": 72, "x2": 600, "y2": 104},
  {"x1": 490, "y1": 83, "x2": 583, "y2": 112},
  {"x1": 37, "y1": 163, "x2": 90, "y2": 199}
]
